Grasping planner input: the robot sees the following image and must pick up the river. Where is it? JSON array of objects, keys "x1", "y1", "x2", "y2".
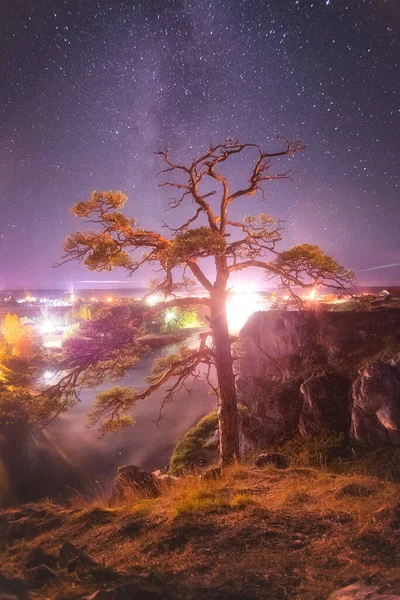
[{"x1": 0, "y1": 334, "x2": 217, "y2": 506}]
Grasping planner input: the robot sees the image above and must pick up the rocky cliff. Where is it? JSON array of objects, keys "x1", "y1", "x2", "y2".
[{"x1": 237, "y1": 309, "x2": 400, "y2": 450}]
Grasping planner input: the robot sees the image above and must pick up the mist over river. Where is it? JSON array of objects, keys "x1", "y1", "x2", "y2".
[{"x1": 0, "y1": 335, "x2": 217, "y2": 507}]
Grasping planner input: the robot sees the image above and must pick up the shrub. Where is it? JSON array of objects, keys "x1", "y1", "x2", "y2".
[
  {"x1": 169, "y1": 411, "x2": 219, "y2": 475},
  {"x1": 271, "y1": 434, "x2": 349, "y2": 468}
]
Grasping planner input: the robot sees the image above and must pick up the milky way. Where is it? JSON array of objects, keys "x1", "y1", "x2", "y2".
[{"x1": 2, "y1": 0, "x2": 399, "y2": 288}]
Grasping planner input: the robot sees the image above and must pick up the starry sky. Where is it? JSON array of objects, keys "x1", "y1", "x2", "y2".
[{"x1": 2, "y1": 0, "x2": 399, "y2": 290}]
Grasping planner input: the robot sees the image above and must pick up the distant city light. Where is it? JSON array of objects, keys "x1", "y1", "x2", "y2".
[
  {"x1": 39, "y1": 319, "x2": 56, "y2": 335},
  {"x1": 164, "y1": 309, "x2": 175, "y2": 323},
  {"x1": 145, "y1": 295, "x2": 161, "y2": 306},
  {"x1": 43, "y1": 370, "x2": 55, "y2": 381},
  {"x1": 43, "y1": 339, "x2": 62, "y2": 349}
]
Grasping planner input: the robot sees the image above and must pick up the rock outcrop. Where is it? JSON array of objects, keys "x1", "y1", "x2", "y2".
[
  {"x1": 351, "y1": 357, "x2": 400, "y2": 446},
  {"x1": 109, "y1": 465, "x2": 160, "y2": 506},
  {"x1": 326, "y1": 580, "x2": 400, "y2": 599},
  {"x1": 299, "y1": 372, "x2": 351, "y2": 438},
  {"x1": 239, "y1": 310, "x2": 400, "y2": 382},
  {"x1": 237, "y1": 310, "x2": 400, "y2": 449},
  {"x1": 237, "y1": 378, "x2": 303, "y2": 452}
]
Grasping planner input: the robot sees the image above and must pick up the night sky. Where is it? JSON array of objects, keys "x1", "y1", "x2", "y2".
[{"x1": 2, "y1": 0, "x2": 399, "y2": 290}]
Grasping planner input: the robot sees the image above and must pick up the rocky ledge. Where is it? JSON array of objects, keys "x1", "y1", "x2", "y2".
[{"x1": 237, "y1": 310, "x2": 400, "y2": 450}]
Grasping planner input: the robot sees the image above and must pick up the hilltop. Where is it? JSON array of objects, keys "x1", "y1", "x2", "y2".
[{"x1": 1, "y1": 449, "x2": 400, "y2": 600}]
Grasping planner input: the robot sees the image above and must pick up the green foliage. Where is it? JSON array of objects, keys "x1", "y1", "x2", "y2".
[
  {"x1": 88, "y1": 386, "x2": 136, "y2": 433},
  {"x1": 64, "y1": 231, "x2": 134, "y2": 272},
  {"x1": 0, "y1": 391, "x2": 29, "y2": 425},
  {"x1": 72, "y1": 190, "x2": 129, "y2": 216},
  {"x1": 175, "y1": 489, "x2": 230, "y2": 515},
  {"x1": 146, "y1": 345, "x2": 197, "y2": 383},
  {"x1": 270, "y1": 434, "x2": 349, "y2": 468},
  {"x1": 168, "y1": 227, "x2": 226, "y2": 265},
  {"x1": 169, "y1": 411, "x2": 219, "y2": 475},
  {"x1": 161, "y1": 307, "x2": 200, "y2": 333},
  {"x1": 274, "y1": 244, "x2": 354, "y2": 284}
]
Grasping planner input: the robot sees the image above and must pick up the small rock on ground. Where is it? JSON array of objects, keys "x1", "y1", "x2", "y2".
[{"x1": 254, "y1": 453, "x2": 290, "y2": 469}]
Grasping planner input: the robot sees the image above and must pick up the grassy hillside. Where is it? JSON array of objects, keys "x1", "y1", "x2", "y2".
[{"x1": 1, "y1": 457, "x2": 400, "y2": 599}]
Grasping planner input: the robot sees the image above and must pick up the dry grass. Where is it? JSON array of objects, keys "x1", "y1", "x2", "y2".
[{"x1": 1, "y1": 463, "x2": 400, "y2": 599}]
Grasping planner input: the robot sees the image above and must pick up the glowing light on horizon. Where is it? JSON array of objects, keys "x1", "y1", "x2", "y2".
[
  {"x1": 226, "y1": 292, "x2": 263, "y2": 334},
  {"x1": 308, "y1": 287, "x2": 317, "y2": 302},
  {"x1": 145, "y1": 294, "x2": 162, "y2": 306}
]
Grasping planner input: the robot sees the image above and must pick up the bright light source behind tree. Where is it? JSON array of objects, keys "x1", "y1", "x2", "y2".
[{"x1": 226, "y1": 292, "x2": 263, "y2": 334}]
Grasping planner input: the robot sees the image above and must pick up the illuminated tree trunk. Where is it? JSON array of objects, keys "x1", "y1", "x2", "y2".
[{"x1": 211, "y1": 286, "x2": 240, "y2": 467}]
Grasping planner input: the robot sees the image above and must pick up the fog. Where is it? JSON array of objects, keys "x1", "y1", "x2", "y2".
[{"x1": 0, "y1": 336, "x2": 217, "y2": 506}]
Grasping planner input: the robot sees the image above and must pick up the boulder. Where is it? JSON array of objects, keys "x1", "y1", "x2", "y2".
[
  {"x1": 109, "y1": 465, "x2": 160, "y2": 506},
  {"x1": 27, "y1": 564, "x2": 59, "y2": 586},
  {"x1": 351, "y1": 358, "x2": 400, "y2": 446},
  {"x1": 326, "y1": 580, "x2": 400, "y2": 599},
  {"x1": 237, "y1": 378, "x2": 303, "y2": 451},
  {"x1": 25, "y1": 547, "x2": 56, "y2": 569},
  {"x1": 299, "y1": 372, "x2": 351, "y2": 438},
  {"x1": 201, "y1": 466, "x2": 222, "y2": 480},
  {"x1": 156, "y1": 475, "x2": 180, "y2": 486},
  {"x1": 0, "y1": 572, "x2": 30, "y2": 600},
  {"x1": 239, "y1": 310, "x2": 400, "y2": 381},
  {"x1": 254, "y1": 452, "x2": 289, "y2": 469},
  {"x1": 238, "y1": 311, "x2": 326, "y2": 380}
]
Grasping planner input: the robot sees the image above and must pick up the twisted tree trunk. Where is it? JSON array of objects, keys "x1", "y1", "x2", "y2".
[{"x1": 210, "y1": 285, "x2": 240, "y2": 466}]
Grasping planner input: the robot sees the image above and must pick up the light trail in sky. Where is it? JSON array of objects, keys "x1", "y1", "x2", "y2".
[
  {"x1": 360, "y1": 263, "x2": 400, "y2": 272},
  {"x1": 78, "y1": 280, "x2": 137, "y2": 284}
]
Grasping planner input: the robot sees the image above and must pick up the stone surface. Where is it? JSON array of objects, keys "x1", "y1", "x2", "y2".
[
  {"x1": 326, "y1": 581, "x2": 400, "y2": 599},
  {"x1": 237, "y1": 311, "x2": 400, "y2": 449},
  {"x1": 299, "y1": 372, "x2": 351, "y2": 437},
  {"x1": 351, "y1": 358, "x2": 400, "y2": 446},
  {"x1": 156, "y1": 474, "x2": 180, "y2": 486},
  {"x1": 201, "y1": 467, "x2": 222, "y2": 480},
  {"x1": 27, "y1": 564, "x2": 59, "y2": 585},
  {"x1": 0, "y1": 572, "x2": 30, "y2": 600},
  {"x1": 109, "y1": 465, "x2": 161, "y2": 506},
  {"x1": 254, "y1": 452, "x2": 290, "y2": 469},
  {"x1": 237, "y1": 378, "x2": 303, "y2": 451},
  {"x1": 239, "y1": 310, "x2": 400, "y2": 381}
]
